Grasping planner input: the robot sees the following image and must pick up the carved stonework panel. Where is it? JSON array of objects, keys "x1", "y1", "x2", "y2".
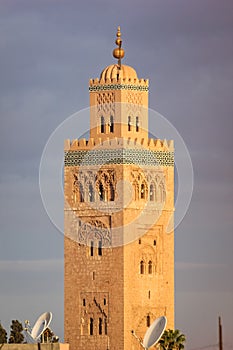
[
  {"x1": 130, "y1": 169, "x2": 166, "y2": 203},
  {"x1": 72, "y1": 169, "x2": 116, "y2": 204},
  {"x1": 78, "y1": 220, "x2": 111, "y2": 247}
]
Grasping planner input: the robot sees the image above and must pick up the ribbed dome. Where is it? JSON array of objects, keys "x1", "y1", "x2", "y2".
[{"x1": 100, "y1": 64, "x2": 138, "y2": 81}]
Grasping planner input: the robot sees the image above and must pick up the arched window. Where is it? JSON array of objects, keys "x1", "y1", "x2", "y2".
[
  {"x1": 141, "y1": 183, "x2": 145, "y2": 199},
  {"x1": 148, "y1": 261, "x2": 153, "y2": 274},
  {"x1": 146, "y1": 315, "x2": 150, "y2": 327},
  {"x1": 101, "y1": 116, "x2": 105, "y2": 133},
  {"x1": 140, "y1": 260, "x2": 145, "y2": 274},
  {"x1": 109, "y1": 182, "x2": 115, "y2": 201},
  {"x1": 128, "y1": 116, "x2": 131, "y2": 131},
  {"x1": 136, "y1": 116, "x2": 139, "y2": 132},
  {"x1": 89, "y1": 318, "x2": 94, "y2": 335},
  {"x1": 98, "y1": 240, "x2": 102, "y2": 256},
  {"x1": 98, "y1": 318, "x2": 102, "y2": 335},
  {"x1": 99, "y1": 183, "x2": 105, "y2": 201},
  {"x1": 150, "y1": 184, "x2": 155, "y2": 201},
  {"x1": 88, "y1": 183, "x2": 94, "y2": 202},
  {"x1": 109, "y1": 115, "x2": 114, "y2": 133}
]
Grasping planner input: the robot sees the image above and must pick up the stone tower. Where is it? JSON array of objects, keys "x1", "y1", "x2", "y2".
[{"x1": 64, "y1": 27, "x2": 174, "y2": 350}]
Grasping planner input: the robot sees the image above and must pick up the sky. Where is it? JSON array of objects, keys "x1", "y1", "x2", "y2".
[{"x1": 0, "y1": 0, "x2": 233, "y2": 349}]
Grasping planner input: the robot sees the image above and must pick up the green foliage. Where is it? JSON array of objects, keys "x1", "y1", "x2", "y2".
[
  {"x1": 159, "y1": 329, "x2": 186, "y2": 350},
  {"x1": 8, "y1": 320, "x2": 24, "y2": 344},
  {"x1": 0, "y1": 323, "x2": 7, "y2": 343}
]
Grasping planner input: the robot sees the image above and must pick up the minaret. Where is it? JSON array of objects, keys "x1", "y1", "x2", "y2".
[
  {"x1": 64, "y1": 28, "x2": 174, "y2": 350},
  {"x1": 89, "y1": 26, "x2": 148, "y2": 142}
]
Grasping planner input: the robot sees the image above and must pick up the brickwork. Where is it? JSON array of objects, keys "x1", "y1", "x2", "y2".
[{"x1": 64, "y1": 60, "x2": 174, "y2": 350}]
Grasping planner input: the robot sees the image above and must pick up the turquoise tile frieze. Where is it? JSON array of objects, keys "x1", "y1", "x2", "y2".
[
  {"x1": 64, "y1": 149, "x2": 174, "y2": 167},
  {"x1": 89, "y1": 84, "x2": 149, "y2": 92}
]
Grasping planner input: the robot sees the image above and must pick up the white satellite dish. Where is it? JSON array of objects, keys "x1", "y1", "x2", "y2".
[
  {"x1": 143, "y1": 316, "x2": 167, "y2": 349},
  {"x1": 22, "y1": 330, "x2": 37, "y2": 344},
  {"x1": 31, "y1": 312, "x2": 52, "y2": 340}
]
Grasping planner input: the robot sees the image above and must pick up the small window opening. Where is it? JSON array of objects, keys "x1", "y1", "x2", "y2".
[
  {"x1": 89, "y1": 318, "x2": 94, "y2": 335},
  {"x1": 150, "y1": 184, "x2": 155, "y2": 201},
  {"x1": 99, "y1": 183, "x2": 105, "y2": 201},
  {"x1": 104, "y1": 318, "x2": 108, "y2": 335},
  {"x1": 148, "y1": 290, "x2": 151, "y2": 299},
  {"x1": 128, "y1": 116, "x2": 131, "y2": 131},
  {"x1": 88, "y1": 183, "x2": 94, "y2": 202},
  {"x1": 153, "y1": 240, "x2": 156, "y2": 246},
  {"x1": 148, "y1": 261, "x2": 153, "y2": 274},
  {"x1": 98, "y1": 241, "x2": 102, "y2": 256},
  {"x1": 140, "y1": 260, "x2": 145, "y2": 274},
  {"x1": 136, "y1": 116, "x2": 139, "y2": 132},
  {"x1": 139, "y1": 239, "x2": 141, "y2": 244},
  {"x1": 90, "y1": 241, "x2": 94, "y2": 256},
  {"x1": 104, "y1": 298, "x2": 106, "y2": 305},
  {"x1": 141, "y1": 184, "x2": 145, "y2": 199},
  {"x1": 83, "y1": 298, "x2": 86, "y2": 306},
  {"x1": 98, "y1": 318, "x2": 102, "y2": 335},
  {"x1": 146, "y1": 315, "x2": 151, "y2": 327},
  {"x1": 109, "y1": 116, "x2": 114, "y2": 133},
  {"x1": 79, "y1": 184, "x2": 84, "y2": 202},
  {"x1": 92, "y1": 271, "x2": 95, "y2": 280},
  {"x1": 101, "y1": 116, "x2": 105, "y2": 133},
  {"x1": 109, "y1": 183, "x2": 114, "y2": 201}
]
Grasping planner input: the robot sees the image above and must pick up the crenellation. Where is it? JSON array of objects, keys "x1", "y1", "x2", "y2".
[{"x1": 65, "y1": 137, "x2": 174, "y2": 152}]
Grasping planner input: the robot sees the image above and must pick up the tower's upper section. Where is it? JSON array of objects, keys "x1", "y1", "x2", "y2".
[{"x1": 89, "y1": 27, "x2": 149, "y2": 141}]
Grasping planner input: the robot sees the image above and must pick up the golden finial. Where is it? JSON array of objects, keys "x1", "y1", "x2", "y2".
[{"x1": 113, "y1": 26, "x2": 125, "y2": 67}]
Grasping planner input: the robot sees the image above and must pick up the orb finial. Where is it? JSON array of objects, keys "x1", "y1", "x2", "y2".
[{"x1": 113, "y1": 26, "x2": 125, "y2": 67}]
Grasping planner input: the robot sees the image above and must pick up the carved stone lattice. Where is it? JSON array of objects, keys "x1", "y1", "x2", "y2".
[
  {"x1": 78, "y1": 220, "x2": 111, "y2": 247},
  {"x1": 96, "y1": 92, "x2": 115, "y2": 120}
]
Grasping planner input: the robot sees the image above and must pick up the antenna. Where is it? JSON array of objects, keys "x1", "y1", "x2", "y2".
[{"x1": 219, "y1": 316, "x2": 223, "y2": 350}]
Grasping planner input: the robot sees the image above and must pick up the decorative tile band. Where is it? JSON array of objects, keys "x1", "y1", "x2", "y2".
[
  {"x1": 64, "y1": 149, "x2": 174, "y2": 167},
  {"x1": 89, "y1": 84, "x2": 149, "y2": 92}
]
